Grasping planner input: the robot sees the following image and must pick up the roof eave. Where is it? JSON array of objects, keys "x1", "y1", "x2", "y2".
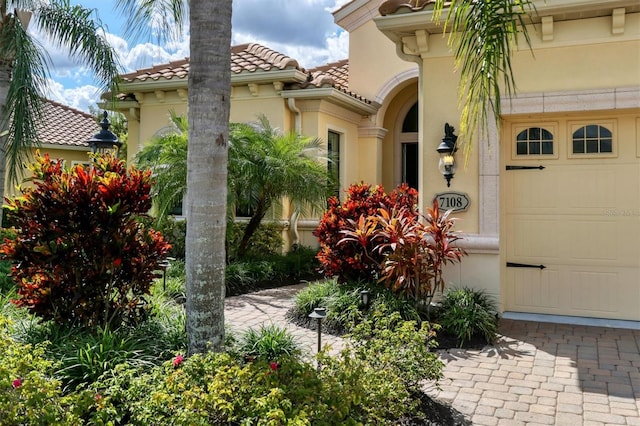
[
  {"x1": 231, "y1": 69, "x2": 308, "y2": 85},
  {"x1": 282, "y1": 87, "x2": 379, "y2": 115}
]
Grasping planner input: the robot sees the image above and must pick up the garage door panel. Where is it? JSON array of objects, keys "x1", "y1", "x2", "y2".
[
  {"x1": 566, "y1": 219, "x2": 618, "y2": 262},
  {"x1": 507, "y1": 216, "x2": 559, "y2": 259},
  {"x1": 509, "y1": 267, "x2": 561, "y2": 310},
  {"x1": 504, "y1": 116, "x2": 640, "y2": 321},
  {"x1": 508, "y1": 266, "x2": 639, "y2": 320},
  {"x1": 569, "y1": 270, "x2": 620, "y2": 313}
]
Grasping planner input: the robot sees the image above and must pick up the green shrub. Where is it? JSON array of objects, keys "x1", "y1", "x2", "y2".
[
  {"x1": 292, "y1": 279, "x2": 423, "y2": 334},
  {"x1": 237, "y1": 324, "x2": 301, "y2": 362},
  {"x1": 438, "y1": 287, "x2": 499, "y2": 347},
  {"x1": 87, "y1": 310, "x2": 442, "y2": 425},
  {"x1": 1, "y1": 153, "x2": 171, "y2": 327},
  {"x1": 227, "y1": 221, "x2": 284, "y2": 261},
  {"x1": 292, "y1": 278, "x2": 340, "y2": 315},
  {"x1": 270, "y1": 245, "x2": 320, "y2": 281},
  {"x1": 0, "y1": 316, "x2": 80, "y2": 425}
]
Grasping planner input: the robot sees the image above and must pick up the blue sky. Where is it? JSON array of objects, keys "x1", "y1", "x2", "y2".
[{"x1": 37, "y1": 0, "x2": 350, "y2": 112}]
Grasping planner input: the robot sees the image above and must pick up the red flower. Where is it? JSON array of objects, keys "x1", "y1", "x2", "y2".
[
  {"x1": 12, "y1": 378, "x2": 22, "y2": 388},
  {"x1": 173, "y1": 354, "x2": 184, "y2": 367},
  {"x1": 95, "y1": 393, "x2": 103, "y2": 402},
  {"x1": 269, "y1": 361, "x2": 279, "y2": 371},
  {"x1": 113, "y1": 258, "x2": 122, "y2": 268}
]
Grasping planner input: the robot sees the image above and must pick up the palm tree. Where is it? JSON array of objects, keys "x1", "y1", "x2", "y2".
[
  {"x1": 136, "y1": 114, "x2": 334, "y2": 259},
  {"x1": 0, "y1": 2, "x2": 119, "y2": 225},
  {"x1": 117, "y1": 0, "x2": 230, "y2": 355},
  {"x1": 229, "y1": 115, "x2": 333, "y2": 259}
]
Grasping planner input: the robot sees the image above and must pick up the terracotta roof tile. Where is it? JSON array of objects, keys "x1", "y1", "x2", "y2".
[
  {"x1": 231, "y1": 43, "x2": 301, "y2": 73},
  {"x1": 118, "y1": 43, "x2": 371, "y2": 104},
  {"x1": 121, "y1": 44, "x2": 302, "y2": 84},
  {"x1": 38, "y1": 100, "x2": 96, "y2": 148},
  {"x1": 294, "y1": 59, "x2": 371, "y2": 104},
  {"x1": 120, "y1": 58, "x2": 189, "y2": 83}
]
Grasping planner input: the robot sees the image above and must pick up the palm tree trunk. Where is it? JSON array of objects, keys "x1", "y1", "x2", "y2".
[
  {"x1": 185, "y1": 0, "x2": 232, "y2": 354},
  {"x1": 237, "y1": 198, "x2": 270, "y2": 259}
]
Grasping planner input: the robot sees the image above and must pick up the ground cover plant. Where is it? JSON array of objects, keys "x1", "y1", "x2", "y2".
[{"x1": 436, "y1": 286, "x2": 499, "y2": 347}]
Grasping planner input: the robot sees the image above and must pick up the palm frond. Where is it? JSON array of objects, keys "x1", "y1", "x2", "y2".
[
  {"x1": 36, "y1": 0, "x2": 121, "y2": 93},
  {"x1": 433, "y1": 0, "x2": 535, "y2": 159},
  {"x1": 2, "y1": 16, "x2": 48, "y2": 185},
  {"x1": 115, "y1": 0, "x2": 188, "y2": 44}
]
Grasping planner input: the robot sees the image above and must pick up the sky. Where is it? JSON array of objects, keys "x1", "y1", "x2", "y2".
[{"x1": 36, "y1": 0, "x2": 351, "y2": 112}]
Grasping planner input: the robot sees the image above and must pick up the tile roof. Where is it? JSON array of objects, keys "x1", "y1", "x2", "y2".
[
  {"x1": 38, "y1": 100, "x2": 96, "y2": 148},
  {"x1": 120, "y1": 44, "x2": 301, "y2": 84},
  {"x1": 120, "y1": 58, "x2": 189, "y2": 83},
  {"x1": 230, "y1": 43, "x2": 301, "y2": 73},
  {"x1": 118, "y1": 43, "x2": 371, "y2": 104},
  {"x1": 292, "y1": 59, "x2": 371, "y2": 104}
]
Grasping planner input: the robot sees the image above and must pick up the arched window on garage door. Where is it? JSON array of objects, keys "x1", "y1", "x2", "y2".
[
  {"x1": 571, "y1": 124, "x2": 613, "y2": 155},
  {"x1": 516, "y1": 127, "x2": 554, "y2": 156}
]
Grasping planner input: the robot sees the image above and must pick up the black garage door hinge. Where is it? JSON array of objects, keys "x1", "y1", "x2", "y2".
[
  {"x1": 506, "y1": 165, "x2": 545, "y2": 170},
  {"x1": 506, "y1": 262, "x2": 546, "y2": 270}
]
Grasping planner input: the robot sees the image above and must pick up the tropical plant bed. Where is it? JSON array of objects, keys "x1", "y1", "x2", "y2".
[{"x1": 286, "y1": 307, "x2": 492, "y2": 351}]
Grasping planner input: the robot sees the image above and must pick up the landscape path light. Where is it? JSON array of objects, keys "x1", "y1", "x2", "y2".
[{"x1": 308, "y1": 307, "x2": 327, "y2": 354}]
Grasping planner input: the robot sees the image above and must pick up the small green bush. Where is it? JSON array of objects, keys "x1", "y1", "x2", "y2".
[
  {"x1": 438, "y1": 287, "x2": 499, "y2": 347},
  {"x1": 291, "y1": 279, "x2": 422, "y2": 334},
  {"x1": 0, "y1": 316, "x2": 80, "y2": 425},
  {"x1": 227, "y1": 221, "x2": 284, "y2": 261},
  {"x1": 237, "y1": 324, "x2": 301, "y2": 362}
]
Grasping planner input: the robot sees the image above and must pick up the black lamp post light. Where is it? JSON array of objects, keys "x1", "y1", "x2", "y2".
[
  {"x1": 436, "y1": 123, "x2": 458, "y2": 187},
  {"x1": 308, "y1": 307, "x2": 327, "y2": 354},
  {"x1": 360, "y1": 290, "x2": 370, "y2": 309},
  {"x1": 88, "y1": 111, "x2": 122, "y2": 156}
]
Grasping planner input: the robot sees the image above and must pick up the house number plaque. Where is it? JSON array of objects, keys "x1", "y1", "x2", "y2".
[{"x1": 433, "y1": 191, "x2": 470, "y2": 213}]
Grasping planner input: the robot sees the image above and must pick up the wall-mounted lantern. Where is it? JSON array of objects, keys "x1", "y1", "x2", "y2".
[
  {"x1": 436, "y1": 123, "x2": 458, "y2": 187},
  {"x1": 88, "y1": 111, "x2": 121, "y2": 156}
]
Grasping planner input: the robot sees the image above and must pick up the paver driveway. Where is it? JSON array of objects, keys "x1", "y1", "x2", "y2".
[
  {"x1": 426, "y1": 320, "x2": 640, "y2": 425},
  {"x1": 225, "y1": 285, "x2": 640, "y2": 425}
]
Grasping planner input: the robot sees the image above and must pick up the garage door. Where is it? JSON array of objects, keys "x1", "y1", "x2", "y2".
[{"x1": 504, "y1": 116, "x2": 640, "y2": 321}]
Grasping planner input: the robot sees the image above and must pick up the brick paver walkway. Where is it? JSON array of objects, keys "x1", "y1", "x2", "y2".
[
  {"x1": 225, "y1": 285, "x2": 640, "y2": 425},
  {"x1": 427, "y1": 320, "x2": 640, "y2": 425}
]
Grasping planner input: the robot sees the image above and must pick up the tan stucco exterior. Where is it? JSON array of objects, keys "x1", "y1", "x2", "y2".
[{"x1": 103, "y1": 0, "x2": 639, "y2": 322}]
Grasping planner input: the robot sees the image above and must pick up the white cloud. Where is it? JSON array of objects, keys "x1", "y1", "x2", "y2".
[
  {"x1": 38, "y1": 0, "x2": 352, "y2": 111},
  {"x1": 45, "y1": 79, "x2": 102, "y2": 112}
]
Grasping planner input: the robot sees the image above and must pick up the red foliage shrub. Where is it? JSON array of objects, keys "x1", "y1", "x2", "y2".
[
  {"x1": 370, "y1": 200, "x2": 465, "y2": 304},
  {"x1": 314, "y1": 183, "x2": 418, "y2": 283},
  {"x1": 0, "y1": 153, "x2": 171, "y2": 327}
]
